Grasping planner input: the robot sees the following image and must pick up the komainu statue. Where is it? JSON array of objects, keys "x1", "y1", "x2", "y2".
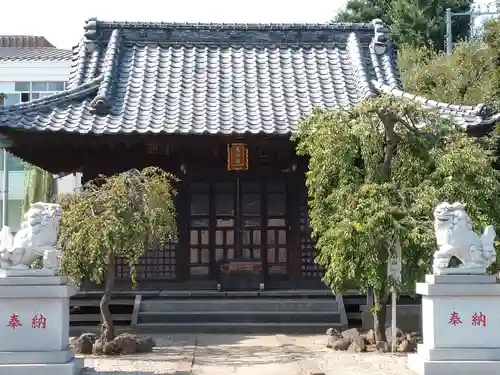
[
  {"x1": 433, "y1": 202, "x2": 497, "y2": 275},
  {"x1": 0, "y1": 202, "x2": 62, "y2": 272}
]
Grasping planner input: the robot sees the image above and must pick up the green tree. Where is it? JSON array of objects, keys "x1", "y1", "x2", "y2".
[
  {"x1": 334, "y1": 0, "x2": 472, "y2": 51},
  {"x1": 294, "y1": 95, "x2": 500, "y2": 342},
  {"x1": 57, "y1": 167, "x2": 177, "y2": 350},
  {"x1": 23, "y1": 165, "x2": 53, "y2": 214},
  {"x1": 398, "y1": 19, "x2": 500, "y2": 110}
]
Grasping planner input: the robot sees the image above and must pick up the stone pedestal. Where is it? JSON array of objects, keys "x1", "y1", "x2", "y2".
[
  {"x1": 0, "y1": 274, "x2": 83, "y2": 375},
  {"x1": 408, "y1": 274, "x2": 500, "y2": 375}
]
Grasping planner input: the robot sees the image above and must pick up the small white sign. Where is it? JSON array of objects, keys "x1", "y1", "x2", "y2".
[{"x1": 387, "y1": 240, "x2": 402, "y2": 281}]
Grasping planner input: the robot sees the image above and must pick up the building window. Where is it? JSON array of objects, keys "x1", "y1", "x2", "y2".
[
  {"x1": 14, "y1": 82, "x2": 30, "y2": 92},
  {"x1": 0, "y1": 152, "x2": 26, "y2": 171},
  {"x1": 3, "y1": 93, "x2": 20, "y2": 106},
  {"x1": 2, "y1": 81, "x2": 67, "y2": 171},
  {"x1": 9, "y1": 81, "x2": 66, "y2": 103},
  {"x1": 48, "y1": 82, "x2": 65, "y2": 91}
]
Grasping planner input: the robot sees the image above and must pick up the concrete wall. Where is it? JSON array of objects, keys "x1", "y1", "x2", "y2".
[
  {"x1": 54, "y1": 173, "x2": 82, "y2": 195},
  {"x1": 0, "y1": 60, "x2": 71, "y2": 82},
  {"x1": 361, "y1": 304, "x2": 422, "y2": 333}
]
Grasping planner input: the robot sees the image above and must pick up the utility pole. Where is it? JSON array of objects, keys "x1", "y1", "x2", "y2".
[{"x1": 445, "y1": 3, "x2": 500, "y2": 55}]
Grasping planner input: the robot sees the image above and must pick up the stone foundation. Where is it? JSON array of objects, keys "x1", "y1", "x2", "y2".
[
  {"x1": 0, "y1": 275, "x2": 83, "y2": 375},
  {"x1": 408, "y1": 274, "x2": 500, "y2": 375}
]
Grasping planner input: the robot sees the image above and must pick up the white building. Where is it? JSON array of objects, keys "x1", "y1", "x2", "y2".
[{"x1": 0, "y1": 35, "x2": 81, "y2": 230}]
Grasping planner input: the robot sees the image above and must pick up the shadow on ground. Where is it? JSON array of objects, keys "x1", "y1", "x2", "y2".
[
  {"x1": 79, "y1": 332, "x2": 325, "y2": 371},
  {"x1": 192, "y1": 334, "x2": 312, "y2": 366},
  {"x1": 84, "y1": 371, "x2": 191, "y2": 375}
]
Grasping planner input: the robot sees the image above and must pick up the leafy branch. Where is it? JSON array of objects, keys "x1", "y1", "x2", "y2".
[{"x1": 294, "y1": 95, "x2": 500, "y2": 342}]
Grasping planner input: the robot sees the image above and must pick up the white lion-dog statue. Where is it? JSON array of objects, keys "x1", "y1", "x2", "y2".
[
  {"x1": 433, "y1": 201, "x2": 497, "y2": 275},
  {"x1": 0, "y1": 202, "x2": 62, "y2": 272}
]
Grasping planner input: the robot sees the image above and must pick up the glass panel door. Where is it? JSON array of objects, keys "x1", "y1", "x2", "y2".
[
  {"x1": 238, "y1": 180, "x2": 262, "y2": 261},
  {"x1": 214, "y1": 182, "x2": 236, "y2": 263},
  {"x1": 265, "y1": 181, "x2": 288, "y2": 277},
  {"x1": 189, "y1": 182, "x2": 211, "y2": 277},
  {"x1": 187, "y1": 177, "x2": 288, "y2": 280}
]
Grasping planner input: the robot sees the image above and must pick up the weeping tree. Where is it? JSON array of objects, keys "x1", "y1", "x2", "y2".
[
  {"x1": 23, "y1": 164, "x2": 53, "y2": 214},
  {"x1": 57, "y1": 167, "x2": 177, "y2": 348},
  {"x1": 294, "y1": 95, "x2": 500, "y2": 342}
]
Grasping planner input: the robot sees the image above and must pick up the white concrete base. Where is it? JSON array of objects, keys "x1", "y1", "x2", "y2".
[
  {"x1": 0, "y1": 357, "x2": 83, "y2": 375},
  {"x1": 408, "y1": 353, "x2": 500, "y2": 375},
  {"x1": 433, "y1": 267, "x2": 487, "y2": 275},
  {"x1": 0, "y1": 268, "x2": 57, "y2": 277},
  {"x1": 0, "y1": 275, "x2": 68, "y2": 285},
  {"x1": 416, "y1": 344, "x2": 500, "y2": 361},
  {"x1": 0, "y1": 276, "x2": 87, "y2": 375},
  {"x1": 408, "y1": 273, "x2": 500, "y2": 375},
  {"x1": 0, "y1": 347, "x2": 74, "y2": 364}
]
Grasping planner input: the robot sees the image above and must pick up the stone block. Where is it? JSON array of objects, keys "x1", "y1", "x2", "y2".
[
  {"x1": 0, "y1": 276, "x2": 82, "y2": 374},
  {"x1": 424, "y1": 274, "x2": 497, "y2": 285},
  {"x1": 408, "y1": 353, "x2": 500, "y2": 375},
  {"x1": 0, "y1": 357, "x2": 84, "y2": 375},
  {"x1": 408, "y1": 273, "x2": 500, "y2": 375}
]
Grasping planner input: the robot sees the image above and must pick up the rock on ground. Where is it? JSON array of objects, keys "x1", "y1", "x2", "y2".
[
  {"x1": 71, "y1": 333, "x2": 97, "y2": 355},
  {"x1": 72, "y1": 332, "x2": 156, "y2": 356}
]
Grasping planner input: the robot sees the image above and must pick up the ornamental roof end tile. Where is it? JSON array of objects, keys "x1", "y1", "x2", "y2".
[{"x1": 0, "y1": 18, "x2": 497, "y2": 135}]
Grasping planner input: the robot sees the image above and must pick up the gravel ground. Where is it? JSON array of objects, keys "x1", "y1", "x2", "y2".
[{"x1": 80, "y1": 333, "x2": 415, "y2": 375}]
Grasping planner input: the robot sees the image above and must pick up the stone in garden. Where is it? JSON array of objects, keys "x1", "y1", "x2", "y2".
[
  {"x1": 341, "y1": 328, "x2": 360, "y2": 340},
  {"x1": 72, "y1": 333, "x2": 97, "y2": 355},
  {"x1": 376, "y1": 341, "x2": 390, "y2": 353},
  {"x1": 136, "y1": 336, "x2": 156, "y2": 353},
  {"x1": 112, "y1": 333, "x2": 139, "y2": 354},
  {"x1": 326, "y1": 335, "x2": 339, "y2": 348},
  {"x1": 326, "y1": 328, "x2": 342, "y2": 348},
  {"x1": 385, "y1": 326, "x2": 404, "y2": 346},
  {"x1": 326, "y1": 327, "x2": 341, "y2": 337},
  {"x1": 332, "y1": 337, "x2": 351, "y2": 351},
  {"x1": 397, "y1": 338, "x2": 415, "y2": 353},
  {"x1": 347, "y1": 338, "x2": 366, "y2": 353},
  {"x1": 364, "y1": 329, "x2": 376, "y2": 345},
  {"x1": 93, "y1": 333, "x2": 157, "y2": 355}
]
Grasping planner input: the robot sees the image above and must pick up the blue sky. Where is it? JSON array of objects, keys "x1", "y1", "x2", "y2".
[{"x1": 0, "y1": 0, "x2": 349, "y2": 49}]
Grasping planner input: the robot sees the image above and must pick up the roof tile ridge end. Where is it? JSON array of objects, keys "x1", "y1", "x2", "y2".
[{"x1": 90, "y1": 29, "x2": 122, "y2": 116}]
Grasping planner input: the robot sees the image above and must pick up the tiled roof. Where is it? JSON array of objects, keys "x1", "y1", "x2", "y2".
[
  {"x1": 0, "y1": 18, "x2": 498, "y2": 135},
  {"x1": 0, "y1": 35, "x2": 54, "y2": 48},
  {"x1": 0, "y1": 47, "x2": 73, "y2": 61}
]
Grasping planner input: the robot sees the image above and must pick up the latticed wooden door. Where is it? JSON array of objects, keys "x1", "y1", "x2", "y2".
[{"x1": 187, "y1": 176, "x2": 289, "y2": 280}]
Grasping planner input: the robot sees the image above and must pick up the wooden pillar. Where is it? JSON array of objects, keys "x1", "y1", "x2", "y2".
[
  {"x1": 176, "y1": 178, "x2": 190, "y2": 282},
  {"x1": 287, "y1": 168, "x2": 302, "y2": 283}
]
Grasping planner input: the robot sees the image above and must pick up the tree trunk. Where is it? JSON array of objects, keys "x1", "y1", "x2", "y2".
[
  {"x1": 100, "y1": 252, "x2": 116, "y2": 343},
  {"x1": 372, "y1": 291, "x2": 388, "y2": 343}
]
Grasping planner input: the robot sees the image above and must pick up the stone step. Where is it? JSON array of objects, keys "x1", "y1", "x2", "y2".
[
  {"x1": 134, "y1": 321, "x2": 345, "y2": 334},
  {"x1": 139, "y1": 298, "x2": 339, "y2": 312},
  {"x1": 137, "y1": 310, "x2": 342, "y2": 324}
]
